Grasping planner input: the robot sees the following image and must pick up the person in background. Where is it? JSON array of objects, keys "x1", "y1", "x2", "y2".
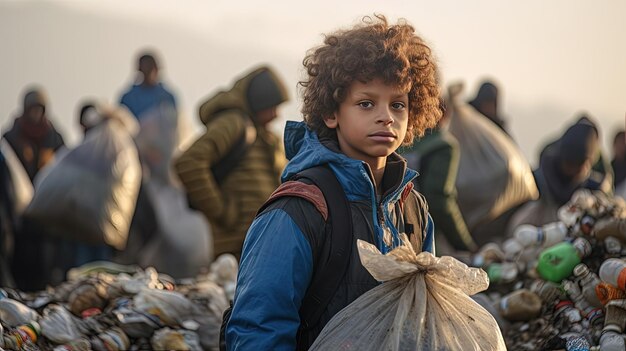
[
  {"x1": 468, "y1": 80, "x2": 508, "y2": 135},
  {"x1": 119, "y1": 51, "x2": 177, "y2": 121},
  {"x1": 175, "y1": 65, "x2": 289, "y2": 258},
  {"x1": 3, "y1": 87, "x2": 65, "y2": 291},
  {"x1": 508, "y1": 116, "x2": 613, "y2": 230},
  {"x1": 0, "y1": 150, "x2": 17, "y2": 288},
  {"x1": 611, "y1": 130, "x2": 626, "y2": 189},
  {"x1": 2, "y1": 87, "x2": 65, "y2": 182},
  {"x1": 400, "y1": 99, "x2": 478, "y2": 254},
  {"x1": 534, "y1": 115, "x2": 613, "y2": 207}
]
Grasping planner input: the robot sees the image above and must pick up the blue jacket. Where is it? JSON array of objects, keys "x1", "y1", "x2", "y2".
[{"x1": 226, "y1": 121, "x2": 434, "y2": 350}]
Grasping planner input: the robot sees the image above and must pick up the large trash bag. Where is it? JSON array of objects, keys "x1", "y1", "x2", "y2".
[
  {"x1": 134, "y1": 104, "x2": 178, "y2": 183},
  {"x1": 137, "y1": 180, "x2": 213, "y2": 279},
  {"x1": 24, "y1": 106, "x2": 141, "y2": 250},
  {"x1": 309, "y1": 235, "x2": 507, "y2": 351},
  {"x1": 447, "y1": 83, "x2": 538, "y2": 230},
  {"x1": 0, "y1": 138, "x2": 33, "y2": 215}
]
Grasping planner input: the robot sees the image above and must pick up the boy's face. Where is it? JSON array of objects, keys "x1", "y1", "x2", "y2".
[{"x1": 324, "y1": 78, "x2": 409, "y2": 170}]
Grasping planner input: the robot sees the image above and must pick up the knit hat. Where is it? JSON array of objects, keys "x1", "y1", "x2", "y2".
[{"x1": 246, "y1": 68, "x2": 289, "y2": 113}]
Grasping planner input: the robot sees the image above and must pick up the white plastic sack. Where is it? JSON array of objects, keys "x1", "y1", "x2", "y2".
[
  {"x1": 0, "y1": 138, "x2": 33, "y2": 214},
  {"x1": 24, "y1": 109, "x2": 141, "y2": 250},
  {"x1": 137, "y1": 180, "x2": 213, "y2": 278},
  {"x1": 447, "y1": 83, "x2": 538, "y2": 229},
  {"x1": 135, "y1": 104, "x2": 179, "y2": 183},
  {"x1": 310, "y1": 236, "x2": 507, "y2": 351}
]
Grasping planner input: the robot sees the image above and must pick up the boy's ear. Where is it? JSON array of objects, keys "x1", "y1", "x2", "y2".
[{"x1": 323, "y1": 113, "x2": 338, "y2": 129}]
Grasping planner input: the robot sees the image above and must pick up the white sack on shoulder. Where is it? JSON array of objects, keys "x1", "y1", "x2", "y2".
[{"x1": 310, "y1": 236, "x2": 507, "y2": 351}]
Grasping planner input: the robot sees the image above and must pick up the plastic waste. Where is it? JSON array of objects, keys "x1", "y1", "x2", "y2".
[
  {"x1": 554, "y1": 300, "x2": 582, "y2": 324},
  {"x1": 562, "y1": 280, "x2": 603, "y2": 327},
  {"x1": 0, "y1": 322, "x2": 40, "y2": 350},
  {"x1": 598, "y1": 327, "x2": 626, "y2": 351},
  {"x1": 53, "y1": 338, "x2": 91, "y2": 351},
  {"x1": 498, "y1": 289, "x2": 542, "y2": 322},
  {"x1": 537, "y1": 239, "x2": 591, "y2": 283},
  {"x1": 596, "y1": 282, "x2": 626, "y2": 305},
  {"x1": 565, "y1": 335, "x2": 591, "y2": 351},
  {"x1": 133, "y1": 288, "x2": 199, "y2": 327},
  {"x1": 40, "y1": 305, "x2": 82, "y2": 344},
  {"x1": 0, "y1": 297, "x2": 39, "y2": 327},
  {"x1": 599, "y1": 259, "x2": 626, "y2": 291},
  {"x1": 486, "y1": 262, "x2": 519, "y2": 284},
  {"x1": 593, "y1": 218, "x2": 626, "y2": 242},
  {"x1": 68, "y1": 283, "x2": 108, "y2": 316},
  {"x1": 529, "y1": 279, "x2": 563, "y2": 303},
  {"x1": 573, "y1": 264, "x2": 603, "y2": 308},
  {"x1": 151, "y1": 327, "x2": 203, "y2": 351},
  {"x1": 604, "y1": 236, "x2": 623, "y2": 256},
  {"x1": 514, "y1": 222, "x2": 568, "y2": 249},
  {"x1": 309, "y1": 236, "x2": 507, "y2": 351},
  {"x1": 603, "y1": 299, "x2": 626, "y2": 332},
  {"x1": 472, "y1": 242, "x2": 505, "y2": 267}
]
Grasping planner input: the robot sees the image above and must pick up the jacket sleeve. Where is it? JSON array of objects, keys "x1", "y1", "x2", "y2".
[
  {"x1": 420, "y1": 142, "x2": 478, "y2": 252},
  {"x1": 226, "y1": 208, "x2": 314, "y2": 351},
  {"x1": 174, "y1": 112, "x2": 245, "y2": 225}
]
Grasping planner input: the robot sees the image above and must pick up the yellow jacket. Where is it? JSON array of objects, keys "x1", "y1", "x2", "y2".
[{"x1": 175, "y1": 66, "x2": 288, "y2": 257}]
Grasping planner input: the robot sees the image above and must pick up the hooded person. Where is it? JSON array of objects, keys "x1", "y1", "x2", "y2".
[
  {"x1": 507, "y1": 117, "x2": 613, "y2": 231},
  {"x1": 175, "y1": 65, "x2": 289, "y2": 258},
  {"x1": 2, "y1": 87, "x2": 65, "y2": 182},
  {"x1": 468, "y1": 81, "x2": 508, "y2": 134},
  {"x1": 534, "y1": 117, "x2": 612, "y2": 207}
]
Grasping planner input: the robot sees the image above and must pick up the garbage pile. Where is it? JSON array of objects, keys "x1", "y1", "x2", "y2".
[
  {"x1": 471, "y1": 189, "x2": 626, "y2": 351},
  {"x1": 0, "y1": 254, "x2": 238, "y2": 351}
]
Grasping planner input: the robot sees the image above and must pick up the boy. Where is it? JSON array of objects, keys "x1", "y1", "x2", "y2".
[{"x1": 226, "y1": 15, "x2": 442, "y2": 350}]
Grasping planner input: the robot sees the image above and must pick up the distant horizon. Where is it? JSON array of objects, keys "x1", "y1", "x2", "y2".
[{"x1": 1, "y1": 0, "x2": 624, "y2": 167}]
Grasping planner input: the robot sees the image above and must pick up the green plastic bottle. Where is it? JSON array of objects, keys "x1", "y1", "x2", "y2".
[{"x1": 537, "y1": 239, "x2": 590, "y2": 283}]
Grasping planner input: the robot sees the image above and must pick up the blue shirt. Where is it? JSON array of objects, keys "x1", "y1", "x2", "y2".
[{"x1": 120, "y1": 83, "x2": 176, "y2": 120}]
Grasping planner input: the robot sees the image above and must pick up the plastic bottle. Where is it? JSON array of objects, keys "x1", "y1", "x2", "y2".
[
  {"x1": 562, "y1": 280, "x2": 603, "y2": 326},
  {"x1": 554, "y1": 300, "x2": 582, "y2": 324},
  {"x1": 565, "y1": 335, "x2": 591, "y2": 351},
  {"x1": 604, "y1": 236, "x2": 622, "y2": 256},
  {"x1": 529, "y1": 279, "x2": 563, "y2": 303},
  {"x1": 514, "y1": 222, "x2": 568, "y2": 248},
  {"x1": 579, "y1": 214, "x2": 596, "y2": 236},
  {"x1": 599, "y1": 259, "x2": 626, "y2": 291},
  {"x1": 472, "y1": 243, "x2": 505, "y2": 267},
  {"x1": 498, "y1": 289, "x2": 542, "y2": 322},
  {"x1": 603, "y1": 299, "x2": 626, "y2": 332},
  {"x1": 537, "y1": 239, "x2": 591, "y2": 283},
  {"x1": 486, "y1": 262, "x2": 519, "y2": 284},
  {"x1": 573, "y1": 263, "x2": 604, "y2": 308},
  {"x1": 593, "y1": 218, "x2": 626, "y2": 243},
  {"x1": 598, "y1": 326, "x2": 626, "y2": 351},
  {"x1": 596, "y1": 282, "x2": 626, "y2": 305}
]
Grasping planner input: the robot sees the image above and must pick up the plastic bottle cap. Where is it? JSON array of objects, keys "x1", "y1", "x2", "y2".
[{"x1": 573, "y1": 264, "x2": 589, "y2": 277}]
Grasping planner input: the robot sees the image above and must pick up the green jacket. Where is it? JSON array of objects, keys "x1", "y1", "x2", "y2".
[
  {"x1": 174, "y1": 67, "x2": 287, "y2": 257},
  {"x1": 401, "y1": 129, "x2": 478, "y2": 252}
]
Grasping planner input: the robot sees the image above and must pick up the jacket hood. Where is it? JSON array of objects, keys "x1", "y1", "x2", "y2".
[
  {"x1": 198, "y1": 66, "x2": 288, "y2": 125},
  {"x1": 282, "y1": 121, "x2": 417, "y2": 202}
]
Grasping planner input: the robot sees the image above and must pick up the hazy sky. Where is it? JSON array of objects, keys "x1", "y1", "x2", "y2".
[{"x1": 1, "y1": 0, "x2": 624, "y2": 166}]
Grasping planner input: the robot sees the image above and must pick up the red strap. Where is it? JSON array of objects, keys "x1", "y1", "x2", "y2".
[
  {"x1": 266, "y1": 181, "x2": 328, "y2": 220},
  {"x1": 399, "y1": 182, "x2": 414, "y2": 211}
]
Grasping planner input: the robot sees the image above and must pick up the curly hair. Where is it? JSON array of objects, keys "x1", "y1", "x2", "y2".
[{"x1": 300, "y1": 15, "x2": 442, "y2": 145}]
